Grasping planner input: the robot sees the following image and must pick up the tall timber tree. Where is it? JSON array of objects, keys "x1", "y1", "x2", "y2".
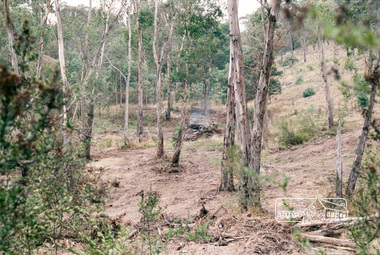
[
  {"x1": 125, "y1": 0, "x2": 132, "y2": 146},
  {"x1": 310, "y1": 0, "x2": 335, "y2": 129},
  {"x1": 55, "y1": 0, "x2": 70, "y2": 147},
  {"x1": 153, "y1": 0, "x2": 174, "y2": 158},
  {"x1": 329, "y1": 0, "x2": 380, "y2": 196},
  {"x1": 248, "y1": 0, "x2": 281, "y2": 210},
  {"x1": 135, "y1": 0, "x2": 144, "y2": 141},
  {"x1": 2, "y1": 0, "x2": 19, "y2": 75},
  {"x1": 228, "y1": 0, "x2": 251, "y2": 166},
  {"x1": 171, "y1": 0, "x2": 222, "y2": 166}
]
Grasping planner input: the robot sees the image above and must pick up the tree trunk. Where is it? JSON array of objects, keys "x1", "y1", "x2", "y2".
[
  {"x1": 80, "y1": 0, "x2": 92, "y2": 157},
  {"x1": 289, "y1": 32, "x2": 294, "y2": 66},
  {"x1": 166, "y1": 53, "x2": 172, "y2": 120},
  {"x1": 79, "y1": 3, "x2": 123, "y2": 159},
  {"x1": 261, "y1": 0, "x2": 269, "y2": 151},
  {"x1": 153, "y1": 0, "x2": 166, "y2": 158},
  {"x1": 3, "y1": 0, "x2": 19, "y2": 75},
  {"x1": 228, "y1": 0, "x2": 250, "y2": 164},
  {"x1": 248, "y1": 0, "x2": 281, "y2": 210},
  {"x1": 346, "y1": 53, "x2": 379, "y2": 196},
  {"x1": 36, "y1": 0, "x2": 51, "y2": 78},
  {"x1": 172, "y1": 79, "x2": 189, "y2": 166},
  {"x1": 83, "y1": 102, "x2": 94, "y2": 159},
  {"x1": 303, "y1": 36, "x2": 307, "y2": 63},
  {"x1": 336, "y1": 117, "x2": 343, "y2": 198},
  {"x1": 220, "y1": 52, "x2": 236, "y2": 192},
  {"x1": 120, "y1": 69, "x2": 122, "y2": 106},
  {"x1": 125, "y1": 3, "x2": 132, "y2": 146},
  {"x1": 55, "y1": 0, "x2": 70, "y2": 148},
  {"x1": 319, "y1": 31, "x2": 334, "y2": 129},
  {"x1": 262, "y1": 92, "x2": 269, "y2": 150},
  {"x1": 137, "y1": 0, "x2": 144, "y2": 140}
]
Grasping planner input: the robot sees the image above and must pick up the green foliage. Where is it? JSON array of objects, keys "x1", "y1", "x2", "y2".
[
  {"x1": 306, "y1": 65, "x2": 314, "y2": 71},
  {"x1": 139, "y1": 187, "x2": 163, "y2": 255},
  {"x1": 344, "y1": 57, "x2": 356, "y2": 71},
  {"x1": 303, "y1": 87, "x2": 315, "y2": 98},
  {"x1": 353, "y1": 74, "x2": 370, "y2": 108},
  {"x1": 279, "y1": 117, "x2": 317, "y2": 146},
  {"x1": 295, "y1": 76, "x2": 304, "y2": 85},
  {"x1": 172, "y1": 125, "x2": 182, "y2": 147},
  {"x1": 348, "y1": 149, "x2": 380, "y2": 254},
  {"x1": 281, "y1": 56, "x2": 299, "y2": 67},
  {"x1": 185, "y1": 220, "x2": 211, "y2": 242},
  {"x1": 333, "y1": 57, "x2": 340, "y2": 65}
]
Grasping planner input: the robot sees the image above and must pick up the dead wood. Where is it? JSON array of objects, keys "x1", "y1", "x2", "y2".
[{"x1": 301, "y1": 234, "x2": 356, "y2": 248}]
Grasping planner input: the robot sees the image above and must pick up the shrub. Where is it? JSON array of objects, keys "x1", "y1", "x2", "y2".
[
  {"x1": 306, "y1": 65, "x2": 314, "y2": 71},
  {"x1": 344, "y1": 58, "x2": 356, "y2": 71},
  {"x1": 333, "y1": 57, "x2": 339, "y2": 65},
  {"x1": 353, "y1": 74, "x2": 370, "y2": 108},
  {"x1": 295, "y1": 76, "x2": 304, "y2": 85},
  {"x1": 269, "y1": 78, "x2": 282, "y2": 95},
  {"x1": 303, "y1": 87, "x2": 315, "y2": 98},
  {"x1": 278, "y1": 117, "x2": 317, "y2": 147},
  {"x1": 281, "y1": 56, "x2": 299, "y2": 67},
  {"x1": 348, "y1": 150, "x2": 380, "y2": 254}
]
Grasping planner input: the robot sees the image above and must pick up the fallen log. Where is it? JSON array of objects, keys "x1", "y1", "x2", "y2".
[
  {"x1": 307, "y1": 228, "x2": 347, "y2": 237},
  {"x1": 301, "y1": 234, "x2": 356, "y2": 248},
  {"x1": 295, "y1": 213, "x2": 379, "y2": 228}
]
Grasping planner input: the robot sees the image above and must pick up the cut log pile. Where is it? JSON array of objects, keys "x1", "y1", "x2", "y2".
[
  {"x1": 185, "y1": 122, "x2": 222, "y2": 141},
  {"x1": 294, "y1": 213, "x2": 379, "y2": 252}
]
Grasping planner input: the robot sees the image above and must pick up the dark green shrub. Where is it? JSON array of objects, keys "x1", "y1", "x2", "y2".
[
  {"x1": 303, "y1": 87, "x2": 315, "y2": 97},
  {"x1": 278, "y1": 117, "x2": 316, "y2": 146}
]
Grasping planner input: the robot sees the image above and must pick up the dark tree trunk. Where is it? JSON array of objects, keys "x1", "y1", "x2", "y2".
[
  {"x1": 172, "y1": 78, "x2": 189, "y2": 166},
  {"x1": 336, "y1": 117, "x2": 343, "y2": 198},
  {"x1": 346, "y1": 53, "x2": 378, "y2": 196},
  {"x1": 83, "y1": 102, "x2": 94, "y2": 160},
  {"x1": 248, "y1": 0, "x2": 281, "y2": 210},
  {"x1": 319, "y1": 31, "x2": 334, "y2": 129}
]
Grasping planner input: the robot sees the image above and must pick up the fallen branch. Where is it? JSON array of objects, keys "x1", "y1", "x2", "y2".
[
  {"x1": 295, "y1": 213, "x2": 379, "y2": 228},
  {"x1": 307, "y1": 228, "x2": 347, "y2": 237},
  {"x1": 301, "y1": 234, "x2": 356, "y2": 248},
  {"x1": 128, "y1": 229, "x2": 138, "y2": 239}
]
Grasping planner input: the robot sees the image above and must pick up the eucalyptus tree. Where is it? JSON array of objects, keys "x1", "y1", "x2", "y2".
[
  {"x1": 307, "y1": 0, "x2": 335, "y2": 129},
  {"x1": 171, "y1": 0, "x2": 222, "y2": 166},
  {"x1": 228, "y1": 0, "x2": 251, "y2": 166},
  {"x1": 2, "y1": 0, "x2": 19, "y2": 74},
  {"x1": 55, "y1": 0, "x2": 70, "y2": 148},
  {"x1": 247, "y1": 0, "x2": 281, "y2": 210},
  {"x1": 135, "y1": 0, "x2": 144, "y2": 141},
  {"x1": 152, "y1": 0, "x2": 174, "y2": 158}
]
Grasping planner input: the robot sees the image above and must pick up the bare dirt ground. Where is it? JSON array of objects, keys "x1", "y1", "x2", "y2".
[{"x1": 86, "y1": 44, "x2": 379, "y2": 254}]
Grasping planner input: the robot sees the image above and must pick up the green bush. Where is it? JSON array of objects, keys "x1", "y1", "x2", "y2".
[
  {"x1": 295, "y1": 76, "x2": 304, "y2": 85},
  {"x1": 348, "y1": 150, "x2": 380, "y2": 254},
  {"x1": 353, "y1": 74, "x2": 370, "y2": 108},
  {"x1": 281, "y1": 56, "x2": 299, "y2": 67},
  {"x1": 333, "y1": 57, "x2": 339, "y2": 65},
  {"x1": 270, "y1": 78, "x2": 282, "y2": 95},
  {"x1": 278, "y1": 117, "x2": 317, "y2": 147},
  {"x1": 344, "y1": 58, "x2": 356, "y2": 71},
  {"x1": 306, "y1": 65, "x2": 314, "y2": 71},
  {"x1": 303, "y1": 87, "x2": 315, "y2": 97}
]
